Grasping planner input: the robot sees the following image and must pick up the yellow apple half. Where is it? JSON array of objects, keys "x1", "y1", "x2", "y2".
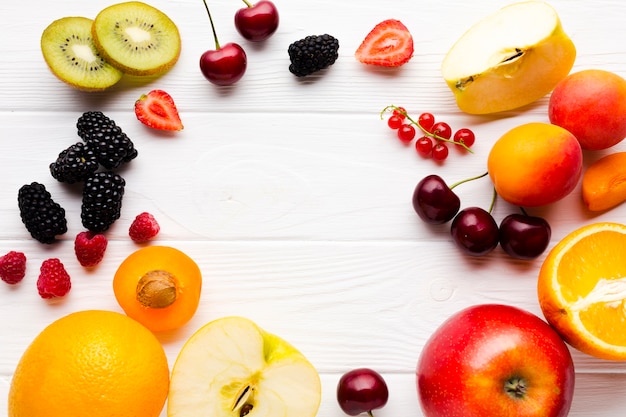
[
  {"x1": 168, "y1": 316, "x2": 322, "y2": 417},
  {"x1": 441, "y1": 1, "x2": 576, "y2": 114}
]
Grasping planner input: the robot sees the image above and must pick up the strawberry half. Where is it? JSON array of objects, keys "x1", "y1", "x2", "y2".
[
  {"x1": 355, "y1": 19, "x2": 414, "y2": 67},
  {"x1": 134, "y1": 89, "x2": 184, "y2": 131}
]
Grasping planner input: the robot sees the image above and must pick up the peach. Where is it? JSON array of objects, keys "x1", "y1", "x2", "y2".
[
  {"x1": 548, "y1": 69, "x2": 626, "y2": 150},
  {"x1": 488, "y1": 122, "x2": 583, "y2": 207}
]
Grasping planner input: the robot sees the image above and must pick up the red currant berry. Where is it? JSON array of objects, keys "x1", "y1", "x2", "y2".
[
  {"x1": 418, "y1": 113, "x2": 435, "y2": 132},
  {"x1": 453, "y1": 128, "x2": 475, "y2": 148},
  {"x1": 415, "y1": 136, "x2": 433, "y2": 157},
  {"x1": 397, "y1": 124, "x2": 416, "y2": 143},
  {"x1": 431, "y1": 122, "x2": 452, "y2": 139},
  {"x1": 387, "y1": 115, "x2": 403, "y2": 130},
  {"x1": 432, "y1": 142, "x2": 449, "y2": 161},
  {"x1": 392, "y1": 107, "x2": 407, "y2": 120}
]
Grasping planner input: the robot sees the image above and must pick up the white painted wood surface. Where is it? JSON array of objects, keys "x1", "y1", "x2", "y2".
[{"x1": 2, "y1": 0, "x2": 626, "y2": 415}]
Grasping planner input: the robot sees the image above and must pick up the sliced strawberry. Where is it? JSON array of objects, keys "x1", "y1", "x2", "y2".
[
  {"x1": 134, "y1": 89, "x2": 184, "y2": 131},
  {"x1": 355, "y1": 19, "x2": 414, "y2": 67}
]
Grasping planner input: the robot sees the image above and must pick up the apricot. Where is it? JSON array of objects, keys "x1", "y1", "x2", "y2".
[
  {"x1": 488, "y1": 122, "x2": 583, "y2": 207},
  {"x1": 113, "y1": 246, "x2": 202, "y2": 332},
  {"x1": 549, "y1": 69, "x2": 626, "y2": 150},
  {"x1": 582, "y1": 152, "x2": 626, "y2": 211}
]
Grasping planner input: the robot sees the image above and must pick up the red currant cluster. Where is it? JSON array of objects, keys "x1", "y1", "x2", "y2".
[{"x1": 381, "y1": 105, "x2": 475, "y2": 161}]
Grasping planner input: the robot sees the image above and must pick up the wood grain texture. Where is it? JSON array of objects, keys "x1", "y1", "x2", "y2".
[{"x1": 1, "y1": 0, "x2": 626, "y2": 416}]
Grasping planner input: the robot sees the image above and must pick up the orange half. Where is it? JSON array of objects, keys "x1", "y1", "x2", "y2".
[{"x1": 538, "y1": 222, "x2": 626, "y2": 360}]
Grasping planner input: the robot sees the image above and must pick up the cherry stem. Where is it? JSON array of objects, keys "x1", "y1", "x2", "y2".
[
  {"x1": 488, "y1": 186, "x2": 497, "y2": 214},
  {"x1": 380, "y1": 105, "x2": 474, "y2": 153},
  {"x1": 367, "y1": 412, "x2": 374, "y2": 417},
  {"x1": 202, "y1": 0, "x2": 221, "y2": 50},
  {"x1": 449, "y1": 172, "x2": 488, "y2": 190},
  {"x1": 242, "y1": 0, "x2": 253, "y2": 7}
]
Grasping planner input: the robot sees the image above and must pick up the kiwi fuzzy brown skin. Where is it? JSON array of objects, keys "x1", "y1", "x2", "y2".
[
  {"x1": 41, "y1": 16, "x2": 123, "y2": 91},
  {"x1": 91, "y1": 1, "x2": 182, "y2": 76}
]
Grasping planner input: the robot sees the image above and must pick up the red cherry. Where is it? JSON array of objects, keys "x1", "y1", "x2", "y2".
[
  {"x1": 337, "y1": 368, "x2": 389, "y2": 416},
  {"x1": 200, "y1": 44, "x2": 247, "y2": 86},
  {"x1": 200, "y1": 0, "x2": 247, "y2": 85},
  {"x1": 234, "y1": 0, "x2": 279, "y2": 42}
]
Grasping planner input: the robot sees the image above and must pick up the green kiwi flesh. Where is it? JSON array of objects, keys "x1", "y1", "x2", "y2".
[
  {"x1": 41, "y1": 16, "x2": 123, "y2": 91},
  {"x1": 92, "y1": 1, "x2": 181, "y2": 76}
]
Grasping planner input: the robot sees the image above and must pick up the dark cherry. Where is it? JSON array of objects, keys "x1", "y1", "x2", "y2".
[
  {"x1": 234, "y1": 0, "x2": 279, "y2": 42},
  {"x1": 200, "y1": 0, "x2": 247, "y2": 85},
  {"x1": 412, "y1": 175, "x2": 461, "y2": 224},
  {"x1": 499, "y1": 213, "x2": 551, "y2": 260},
  {"x1": 337, "y1": 368, "x2": 389, "y2": 416},
  {"x1": 450, "y1": 207, "x2": 499, "y2": 256}
]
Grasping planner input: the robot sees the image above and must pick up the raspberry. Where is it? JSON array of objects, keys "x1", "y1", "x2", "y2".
[
  {"x1": 37, "y1": 258, "x2": 71, "y2": 299},
  {"x1": 74, "y1": 231, "x2": 108, "y2": 267},
  {"x1": 0, "y1": 251, "x2": 27, "y2": 285},
  {"x1": 81, "y1": 171, "x2": 126, "y2": 233},
  {"x1": 129, "y1": 212, "x2": 160, "y2": 243},
  {"x1": 17, "y1": 182, "x2": 68, "y2": 244},
  {"x1": 49, "y1": 142, "x2": 99, "y2": 184},
  {"x1": 77, "y1": 111, "x2": 138, "y2": 170},
  {"x1": 288, "y1": 34, "x2": 339, "y2": 77}
]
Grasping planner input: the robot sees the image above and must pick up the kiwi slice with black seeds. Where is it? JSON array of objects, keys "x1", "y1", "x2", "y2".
[
  {"x1": 92, "y1": 1, "x2": 181, "y2": 76},
  {"x1": 41, "y1": 16, "x2": 123, "y2": 91}
]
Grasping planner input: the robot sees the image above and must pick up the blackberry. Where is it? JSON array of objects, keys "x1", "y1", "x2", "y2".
[
  {"x1": 49, "y1": 142, "x2": 99, "y2": 183},
  {"x1": 17, "y1": 182, "x2": 68, "y2": 244},
  {"x1": 81, "y1": 171, "x2": 126, "y2": 233},
  {"x1": 288, "y1": 34, "x2": 339, "y2": 77},
  {"x1": 77, "y1": 111, "x2": 138, "y2": 170}
]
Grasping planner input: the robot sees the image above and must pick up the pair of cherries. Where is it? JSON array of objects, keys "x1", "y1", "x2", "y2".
[
  {"x1": 199, "y1": 0, "x2": 279, "y2": 86},
  {"x1": 412, "y1": 174, "x2": 552, "y2": 259}
]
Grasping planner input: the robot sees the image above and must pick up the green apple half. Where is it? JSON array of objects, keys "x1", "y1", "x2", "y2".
[
  {"x1": 441, "y1": 1, "x2": 576, "y2": 114},
  {"x1": 168, "y1": 316, "x2": 322, "y2": 417}
]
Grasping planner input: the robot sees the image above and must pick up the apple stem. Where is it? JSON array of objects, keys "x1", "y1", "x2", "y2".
[
  {"x1": 242, "y1": 0, "x2": 254, "y2": 7},
  {"x1": 202, "y1": 0, "x2": 221, "y2": 50}
]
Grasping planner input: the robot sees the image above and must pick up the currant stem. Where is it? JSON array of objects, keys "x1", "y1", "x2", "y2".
[
  {"x1": 202, "y1": 0, "x2": 221, "y2": 50},
  {"x1": 380, "y1": 105, "x2": 474, "y2": 153}
]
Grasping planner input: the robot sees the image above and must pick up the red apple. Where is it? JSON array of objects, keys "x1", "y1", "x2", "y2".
[
  {"x1": 549, "y1": 69, "x2": 626, "y2": 150},
  {"x1": 235, "y1": 0, "x2": 279, "y2": 42},
  {"x1": 417, "y1": 304, "x2": 575, "y2": 417}
]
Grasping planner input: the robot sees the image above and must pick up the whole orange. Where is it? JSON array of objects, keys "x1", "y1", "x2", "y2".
[
  {"x1": 8, "y1": 310, "x2": 169, "y2": 417},
  {"x1": 488, "y1": 122, "x2": 583, "y2": 207}
]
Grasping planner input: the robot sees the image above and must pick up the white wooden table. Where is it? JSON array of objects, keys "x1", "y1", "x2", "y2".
[{"x1": 2, "y1": 0, "x2": 626, "y2": 415}]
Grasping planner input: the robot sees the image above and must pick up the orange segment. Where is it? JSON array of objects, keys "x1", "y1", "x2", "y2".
[{"x1": 538, "y1": 222, "x2": 626, "y2": 360}]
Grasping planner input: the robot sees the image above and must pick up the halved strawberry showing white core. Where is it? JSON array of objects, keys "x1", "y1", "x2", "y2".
[{"x1": 355, "y1": 19, "x2": 414, "y2": 67}]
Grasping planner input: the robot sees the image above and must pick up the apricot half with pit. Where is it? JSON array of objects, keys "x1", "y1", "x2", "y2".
[{"x1": 488, "y1": 122, "x2": 583, "y2": 207}]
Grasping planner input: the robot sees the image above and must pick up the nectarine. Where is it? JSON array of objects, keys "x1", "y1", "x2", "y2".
[
  {"x1": 488, "y1": 123, "x2": 582, "y2": 207},
  {"x1": 549, "y1": 69, "x2": 626, "y2": 150}
]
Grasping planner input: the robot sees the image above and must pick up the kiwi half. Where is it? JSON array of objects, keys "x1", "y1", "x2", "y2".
[
  {"x1": 92, "y1": 1, "x2": 181, "y2": 76},
  {"x1": 41, "y1": 17, "x2": 123, "y2": 91}
]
